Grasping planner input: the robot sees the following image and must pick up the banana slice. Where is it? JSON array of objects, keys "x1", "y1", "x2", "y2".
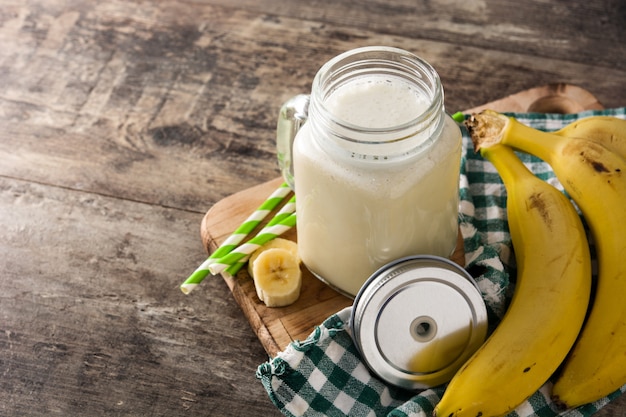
[
  {"x1": 252, "y1": 248, "x2": 302, "y2": 307},
  {"x1": 248, "y1": 238, "x2": 300, "y2": 277}
]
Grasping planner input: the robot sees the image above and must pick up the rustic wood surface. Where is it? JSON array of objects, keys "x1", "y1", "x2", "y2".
[{"x1": 1, "y1": 1, "x2": 625, "y2": 416}]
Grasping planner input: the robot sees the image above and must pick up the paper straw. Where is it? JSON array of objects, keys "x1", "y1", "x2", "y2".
[
  {"x1": 208, "y1": 213, "x2": 297, "y2": 275},
  {"x1": 223, "y1": 195, "x2": 297, "y2": 277},
  {"x1": 451, "y1": 111, "x2": 466, "y2": 123},
  {"x1": 180, "y1": 183, "x2": 291, "y2": 294}
]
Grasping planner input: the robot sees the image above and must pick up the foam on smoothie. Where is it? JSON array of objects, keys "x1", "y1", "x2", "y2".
[{"x1": 325, "y1": 77, "x2": 429, "y2": 129}]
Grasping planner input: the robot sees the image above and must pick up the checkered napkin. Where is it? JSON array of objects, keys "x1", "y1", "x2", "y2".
[{"x1": 257, "y1": 108, "x2": 626, "y2": 417}]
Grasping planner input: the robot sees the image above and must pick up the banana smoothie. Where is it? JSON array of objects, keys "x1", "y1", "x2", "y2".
[{"x1": 291, "y1": 52, "x2": 462, "y2": 297}]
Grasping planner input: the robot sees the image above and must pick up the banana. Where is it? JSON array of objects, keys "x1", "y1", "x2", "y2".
[
  {"x1": 554, "y1": 115, "x2": 626, "y2": 158},
  {"x1": 247, "y1": 237, "x2": 300, "y2": 277},
  {"x1": 251, "y1": 247, "x2": 302, "y2": 307},
  {"x1": 466, "y1": 110, "x2": 626, "y2": 409},
  {"x1": 433, "y1": 144, "x2": 591, "y2": 417}
]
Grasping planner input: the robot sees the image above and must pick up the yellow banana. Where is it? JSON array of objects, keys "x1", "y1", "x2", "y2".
[
  {"x1": 554, "y1": 115, "x2": 626, "y2": 158},
  {"x1": 466, "y1": 110, "x2": 626, "y2": 409},
  {"x1": 433, "y1": 144, "x2": 591, "y2": 417}
]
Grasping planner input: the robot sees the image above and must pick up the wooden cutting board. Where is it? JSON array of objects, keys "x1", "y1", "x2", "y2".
[{"x1": 200, "y1": 83, "x2": 604, "y2": 357}]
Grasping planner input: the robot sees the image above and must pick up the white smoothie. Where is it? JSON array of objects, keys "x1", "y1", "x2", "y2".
[
  {"x1": 293, "y1": 76, "x2": 461, "y2": 297},
  {"x1": 327, "y1": 78, "x2": 427, "y2": 128}
]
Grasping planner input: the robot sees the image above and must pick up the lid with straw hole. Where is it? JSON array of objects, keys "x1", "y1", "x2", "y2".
[{"x1": 350, "y1": 255, "x2": 488, "y2": 390}]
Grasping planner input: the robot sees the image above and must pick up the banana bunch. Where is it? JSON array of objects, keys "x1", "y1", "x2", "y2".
[
  {"x1": 433, "y1": 140, "x2": 592, "y2": 417},
  {"x1": 248, "y1": 238, "x2": 302, "y2": 307},
  {"x1": 434, "y1": 112, "x2": 626, "y2": 417}
]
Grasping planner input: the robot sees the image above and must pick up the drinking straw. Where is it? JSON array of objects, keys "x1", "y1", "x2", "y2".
[
  {"x1": 180, "y1": 183, "x2": 291, "y2": 294},
  {"x1": 207, "y1": 213, "x2": 297, "y2": 276},
  {"x1": 222, "y1": 195, "x2": 297, "y2": 277},
  {"x1": 452, "y1": 111, "x2": 466, "y2": 123}
]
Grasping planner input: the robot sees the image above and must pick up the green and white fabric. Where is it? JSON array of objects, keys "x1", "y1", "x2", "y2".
[{"x1": 257, "y1": 108, "x2": 626, "y2": 417}]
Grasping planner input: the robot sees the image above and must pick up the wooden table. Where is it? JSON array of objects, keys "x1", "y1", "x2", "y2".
[{"x1": 1, "y1": 1, "x2": 624, "y2": 415}]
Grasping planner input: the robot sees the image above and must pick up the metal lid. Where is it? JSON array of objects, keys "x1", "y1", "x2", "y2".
[{"x1": 350, "y1": 255, "x2": 488, "y2": 390}]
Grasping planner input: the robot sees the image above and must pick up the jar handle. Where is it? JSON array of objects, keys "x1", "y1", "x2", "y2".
[{"x1": 276, "y1": 94, "x2": 310, "y2": 190}]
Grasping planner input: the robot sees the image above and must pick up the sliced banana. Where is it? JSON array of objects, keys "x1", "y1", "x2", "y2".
[
  {"x1": 252, "y1": 247, "x2": 302, "y2": 307},
  {"x1": 248, "y1": 238, "x2": 300, "y2": 277}
]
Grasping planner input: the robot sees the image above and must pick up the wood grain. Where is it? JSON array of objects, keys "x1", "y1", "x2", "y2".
[
  {"x1": 1, "y1": 1, "x2": 625, "y2": 213},
  {"x1": 1, "y1": 0, "x2": 625, "y2": 415},
  {"x1": 200, "y1": 84, "x2": 600, "y2": 357},
  {"x1": 0, "y1": 177, "x2": 273, "y2": 415}
]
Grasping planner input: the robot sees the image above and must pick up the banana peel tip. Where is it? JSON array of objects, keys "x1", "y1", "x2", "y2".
[{"x1": 464, "y1": 110, "x2": 509, "y2": 153}]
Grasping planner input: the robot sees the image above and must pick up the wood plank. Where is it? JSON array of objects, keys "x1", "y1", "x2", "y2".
[
  {"x1": 0, "y1": 176, "x2": 279, "y2": 416},
  {"x1": 200, "y1": 84, "x2": 603, "y2": 357},
  {"x1": 197, "y1": 0, "x2": 626, "y2": 71},
  {"x1": 0, "y1": 1, "x2": 624, "y2": 214}
]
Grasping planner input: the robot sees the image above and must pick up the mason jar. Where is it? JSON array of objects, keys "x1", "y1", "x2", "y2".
[{"x1": 277, "y1": 46, "x2": 462, "y2": 297}]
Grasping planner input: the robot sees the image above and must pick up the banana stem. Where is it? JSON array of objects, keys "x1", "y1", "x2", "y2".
[{"x1": 466, "y1": 110, "x2": 563, "y2": 163}]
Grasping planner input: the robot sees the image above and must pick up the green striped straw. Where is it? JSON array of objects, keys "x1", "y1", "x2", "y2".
[
  {"x1": 180, "y1": 182, "x2": 291, "y2": 294},
  {"x1": 207, "y1": 212, "x2": 297, "y2": 276},
  {"x1": 222, "y1": 195, "x2": 297, "y2": 278},
  {"x1": 451, "y1": 111, "x2": 466, "y2": 123}
]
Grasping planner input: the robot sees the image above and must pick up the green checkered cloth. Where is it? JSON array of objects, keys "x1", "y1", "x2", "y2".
[{"x1": 257, "y1": 108, "x2": 626, "y2": 417}]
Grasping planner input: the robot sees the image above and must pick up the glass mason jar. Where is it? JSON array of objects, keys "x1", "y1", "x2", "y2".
[{"x1": 277, "y1": 46, "x2": 462, "y2": 297}]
